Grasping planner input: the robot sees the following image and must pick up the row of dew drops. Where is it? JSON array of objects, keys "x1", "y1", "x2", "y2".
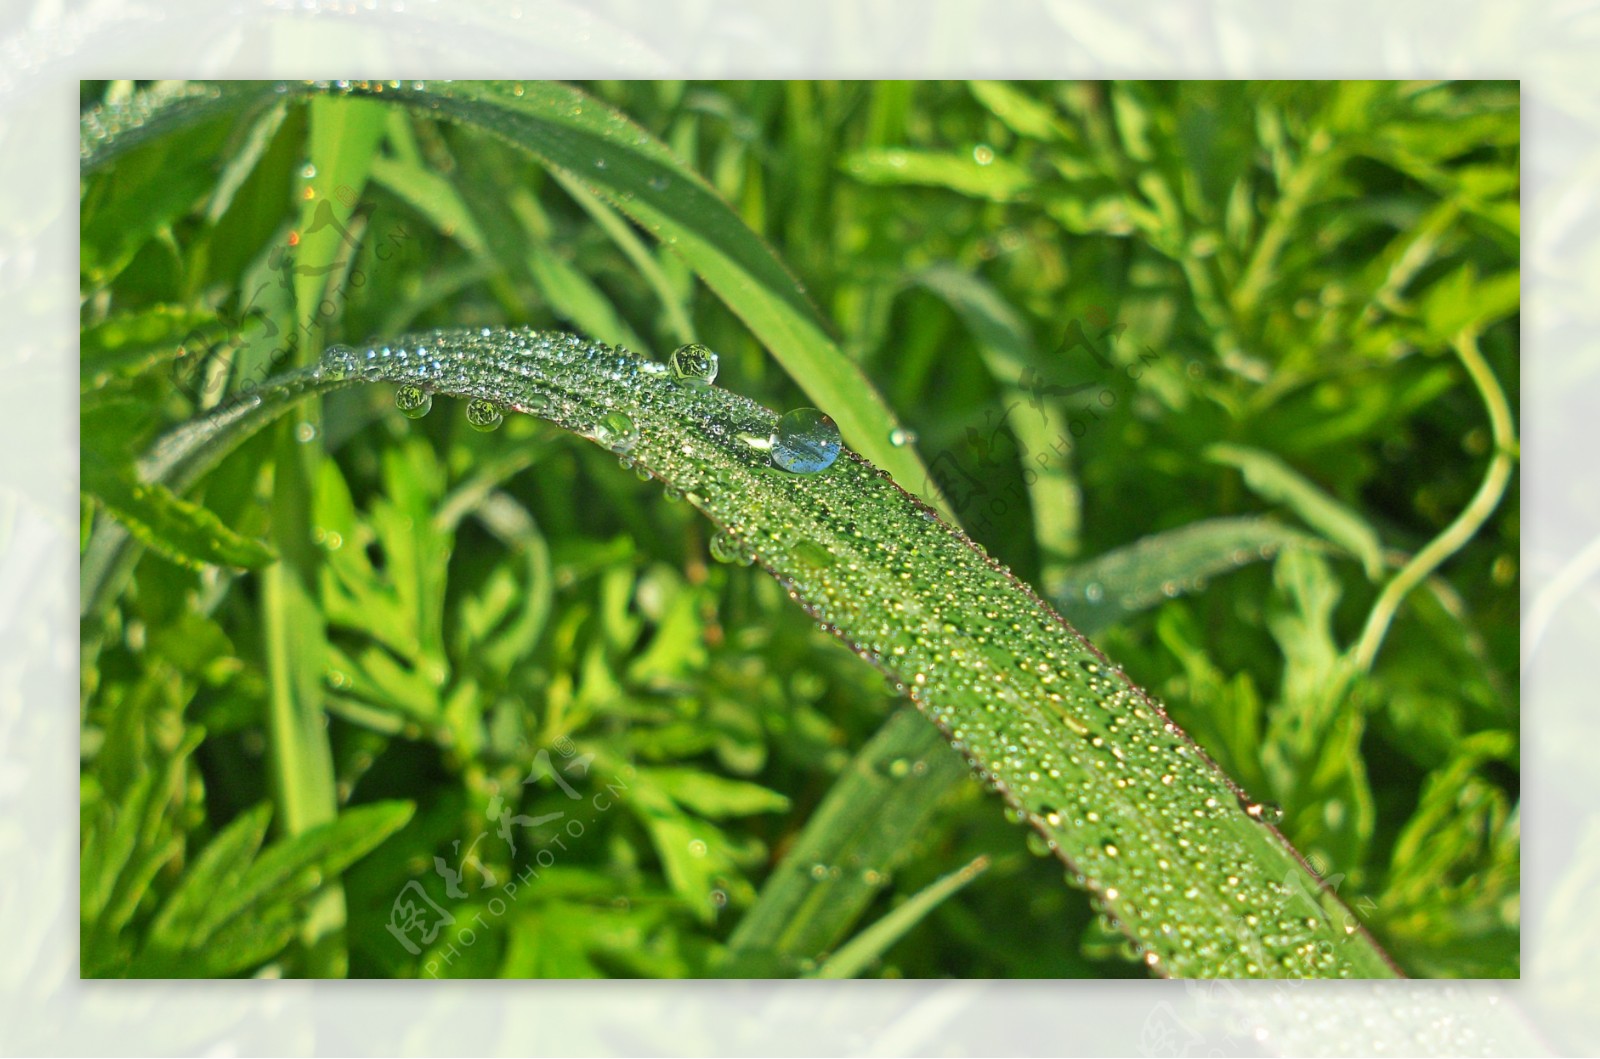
[
  {"x1": 327, "y1": 340, "x2": 841, "y2": 462},
  {"x1": 324, "y1": 339, "x2": 844, "y2": 557}
]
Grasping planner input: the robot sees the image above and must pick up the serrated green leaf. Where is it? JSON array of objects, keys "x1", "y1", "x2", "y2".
[
  {"x1": 81, "y1": 456, "x2": 277, "y2": 571},
  {"x1": 645, "y1": 767, "x2": 791, "y2": 818},
  {"x1": 81, "y1": 305, "x2": 231, "y2": 389}
]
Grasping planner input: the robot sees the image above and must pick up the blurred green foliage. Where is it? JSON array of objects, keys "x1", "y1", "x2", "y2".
[{"x1": 80, "y1": 79, "x2": 1518, "y2": 978}]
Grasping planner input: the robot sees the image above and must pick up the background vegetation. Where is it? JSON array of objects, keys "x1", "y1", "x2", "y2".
[{"x1": 80, "y1": 79, "x2": 1519, "y2": 978}]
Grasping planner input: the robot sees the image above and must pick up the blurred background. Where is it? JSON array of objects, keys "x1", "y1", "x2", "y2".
[{"x1": 79, "y1": 80, "x2": 1519, "y2": 980}]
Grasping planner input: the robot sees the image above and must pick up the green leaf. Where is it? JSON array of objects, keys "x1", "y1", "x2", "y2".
[
  {"x1": 968, "y1": 80, "x2": 1066, "y2": 141},
  {"x1": 128, "y1": 800, "x2": 415, "y2": 977},
  {"x1": 1418, "y1": 263, "x2": 1520, "y2": 344},
  {"x1": 1261, "y1": 549, "x2": 1374, "y2": 872},
  {"x1": 842, "y1": 146, "x2": 1035, "y2": 202},
  {"x1": 813, "y1": 854, "x2": 990, "y2": 979},
  {"x1": 1051, "y1": 516, "x2": 1323, "y2": 635},
  {"x1": 81, "y1": 79, "x2": 940, "y2": 514},
  {"x1": 724, "y1": 707, "x2": 968, "y2": 975},
  {"x1": 913, "y1": 264, "x2": 1081, "y2": 566},
  {"x1": 645, "y1": 767, "x2": 791, "y2": 819},
  {"x1": 81, "y1": 456, "x2": 277, "y2": 570},
  {"x1": 80, "y1": 305, "x2": 232, "y2": 389},
  {"x1": 96, "y1": 327, "x2": 1402, "y2": 978},
  {"x1": 1207, "y1": 442, "x2": 1385, "y2": 579}
]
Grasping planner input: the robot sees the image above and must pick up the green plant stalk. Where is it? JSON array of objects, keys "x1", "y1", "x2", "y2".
[
  {"x1": 1352, "y1": 328, "x2": 1517, "y2": 671},
  {"x1": 94, "y1": 328, "x2": 1403, "y2": 978}
]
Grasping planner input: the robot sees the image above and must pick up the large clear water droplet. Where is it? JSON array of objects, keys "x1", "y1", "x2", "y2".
[
  {"x1": 465, "y1": 398, "x2": 504, "y2": 432},
  {"x1": 595, "y1": 410, "x2": 639, "y2": 452},
  {"x1": 396, "y1": 384, "x2": 431, "y2": 419},
  {"x1": 669, "y1": 343, "x2": 718, "y2": 387},
  {"x1": 771, "y1": 408, "x2": 841, "y2": 473}
]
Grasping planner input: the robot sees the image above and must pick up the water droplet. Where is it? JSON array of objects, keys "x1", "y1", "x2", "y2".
[
  {"x1": 973, "y1": 144, "x2": 995, "y2": 166},
  {"x1": 465, "y1": 398, "x2": 504, "y2": 432},
  {"x1": 688, "y1": 839, "x2": 707, "y2": 857},
  {"x1": 1244, "y1": 800, "x2": 1284, "y2": 825},
  {"x1": 889, "y1": 427, "x2": 918, "y2": 447},
  {"x1": 321, "y1": 344, "x2": 358, "y2": 380},
  {"x1": 595, "y1": 410, "x2": 639, "y2": 452},
  {"x1": 709, "y1": 530, "x2": 744, "y2": 565},
  {"x1": 395, "y1": 384, "x2": 431, "y2": 419},
  {"x1": 295, "y1": 421, "x2": 317, "y2": 444},
  {"x1": 771, "y1": 408, "x2": 842, "y2": 473},
  {"x1": 668, "y1": 343, "x2": 718, "y2": 386}
]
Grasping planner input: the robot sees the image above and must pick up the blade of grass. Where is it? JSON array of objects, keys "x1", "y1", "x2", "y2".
[
  {"x1": 722, "y1": 706, "x2": 968, "y2": 974},
  {"x1": 91, "y1": 327, "x2": 1403, "y2": 978},
  {"x1": 263, "y1": 94, "x2": 388, "y2": 977},
  {"x1": 812, "y1": 854, "x2": 991, "y2": 979},
  {"x1": 1208, "y1": 442, "x2": 1385, "y2": 580},
  {"x1": 1050, "y1": 517, "x2": 1324, "y2": 636}
]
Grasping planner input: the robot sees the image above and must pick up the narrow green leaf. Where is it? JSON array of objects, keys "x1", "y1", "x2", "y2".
[
  {"x1": 724, "y1": 707, "x2": 967, "y2": 974},
  {"x1": 1051, "y1": 517, "x2": 1323, "y2": 635},
  {"x1": 813, "y1": 854, "x2": 991, "y2": 979},
  {"x1": 968, "y1": 80, "x2": 1066, "y2": 141},
  {"x1": 913, "y1": 264, "x2": 1081, "y2": 566},
  {"x1": 101, "y1": 328, "x2": 1401, "y2": 978},
  {"x1": 142, "y1": 802, "x2": 274, "y2": 957},
  {"x1": 80, "y1": 305, "x2": 231, "y2": 389},
  {"x1": 78, "y1": 79, "x2": 943, "y2": 513},
  {"x1": 646, "y1": 767, "x2": 791, "y2": 819},
  {"x1": 1207, "y1": 442, "x2": 1385, "y2": 579},
  {"x1": 842, "y1": 147, "x2": 1035, "y2": 202}
]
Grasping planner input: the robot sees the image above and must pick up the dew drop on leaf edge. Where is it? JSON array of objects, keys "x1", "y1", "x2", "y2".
[
  {"x1": 395, "y1": 383, "x2": 431, "y2": 419},
  {"x1": 465, "y1": 398, "x2": 504, "y2": 432}
]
